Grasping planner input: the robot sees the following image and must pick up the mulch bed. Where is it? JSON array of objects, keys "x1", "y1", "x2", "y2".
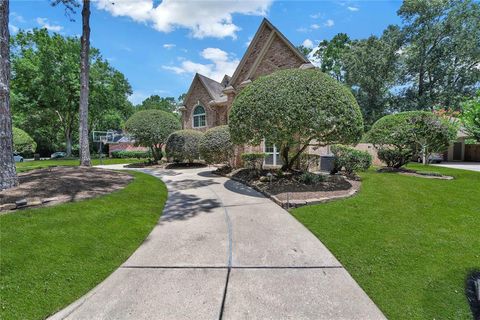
[
  {"x1": 0, "y1": 167, "x2": 133, "y2": 212},
  {"x1": 214, "y1": 167, "x2": 360, "y2": 208},
  {"x1": 165, "y1": 162, "x2": 207, "y2": 169}
]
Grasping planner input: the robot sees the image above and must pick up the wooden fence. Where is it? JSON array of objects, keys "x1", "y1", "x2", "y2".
[{"x1": 465, "y1": 144, "x2": 480, "y2": 161}]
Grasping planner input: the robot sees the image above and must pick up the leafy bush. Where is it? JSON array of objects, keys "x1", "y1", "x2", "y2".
[
  {"x1": 111, "y1": 150, "x2": 151, "y2": 159},
  {"x1": 165, "y1": 130, "x2": 204, "y2": 163},
  {"x1": 229, "y1": 69, "x2": 364, "y2": 171},
  {"x1": 297, "y1": 172, "x2": 326, "y2": 185},
  {"x1": 331, "y1": 144, "x2": 372, "y2": 174},
  {"x1": 241, "y1": 152, "x2": 266, "y2": 170},
  {"x1": 13, "y1": 127, "x2": 37, "y2": 156},
  {"x1": 366, "y1": 111, "x2": 456, "y2": 167},
  {"x1": 377, "y1": 149, "x2": 411, "y2": 168},
  {"x1": 124, "y1": 110, "x2": 181, "y2": 161},
  {"x1": 199, "y1": 125, "x2": 234, "y2": 165}
]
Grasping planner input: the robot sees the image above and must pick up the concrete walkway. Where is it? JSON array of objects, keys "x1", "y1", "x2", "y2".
[
  {"x1": 432, "y1": 161, "x2": 480, "y2": 172},
  {"x1": 51, "y1": 166, "x2": 386, "y2": 320}
]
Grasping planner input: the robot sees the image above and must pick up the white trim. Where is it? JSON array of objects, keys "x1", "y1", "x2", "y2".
[
  {"x1": 192, "y1": 105, "x2": 207, "y2": 128},
  {"x1": 264, "y1": 141, "x2": 281, "y2": 166}
]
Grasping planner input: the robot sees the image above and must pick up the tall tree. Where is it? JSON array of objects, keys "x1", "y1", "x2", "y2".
[
  {"x1": 78, "y1": 0, "x2": 91, "y2": 166},
  {"x1": 398, "y1": 0, "x2": 480, "y2": 110},
  {"x1": 52, "y1": 0, "x2": 91, "y2": 166},
  {"x1": 137, "y1": 95, "x2": 177, "y2": 113},
  {"x1": 0, "y1": 0, "x2": 18, "y2": 190},
  {"x1": 314, "y1": 33, "x2": 351, "y2": 82},
  {"x1": 344, "y1": 26, "x2": 402, "y2": 127},
  {"x1": 11, "y1": 29, "x2": 132, "y2": 156}
]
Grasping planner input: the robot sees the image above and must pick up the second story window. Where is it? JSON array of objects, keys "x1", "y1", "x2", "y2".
[{"x1": 193, "y1": 105, "x2": 206, "y2": 128}]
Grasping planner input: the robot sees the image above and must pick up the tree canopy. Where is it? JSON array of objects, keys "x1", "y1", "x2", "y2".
[
  {"x1": 303, "y1": 0, "x2": 479, "y2": 128},
  {"x1": 124, "y1": 109, "x2": 180, "y2": 161},
  {"x1": 10, "y1": 29, "x2": 133, "y2": 156},
  {"x1": 229, "y1": 69, "x2": 364, "y2": 171}
]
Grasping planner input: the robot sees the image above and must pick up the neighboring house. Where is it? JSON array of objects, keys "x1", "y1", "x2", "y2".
[
  {"x1": 107, "y1": 133, "x2": 148, "y2": 156},
  {"x1": 180, "y1": 18, "x2": 314, "y2": 166}
]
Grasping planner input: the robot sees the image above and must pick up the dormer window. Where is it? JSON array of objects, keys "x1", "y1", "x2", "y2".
[{"x1": 193, "y1": 105, "x2": 206, "y2": 128}]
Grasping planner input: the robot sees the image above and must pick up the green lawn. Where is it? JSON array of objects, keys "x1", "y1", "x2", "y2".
[
  {"x1": 0, "y1": 171, "x2": 167, "y2": 320},
  {"x1": 16, "y1": 158, "x2": 145, "y2": 172},
  {"x1": 292, "y1": 164, "x2": 480, "y2": 320}
]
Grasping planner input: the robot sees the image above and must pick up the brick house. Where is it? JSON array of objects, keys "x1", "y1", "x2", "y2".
[{"x1": 180, "y1": 18, "x2": 314, "y2": 166}]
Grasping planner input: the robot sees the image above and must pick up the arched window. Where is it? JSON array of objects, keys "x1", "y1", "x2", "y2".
[{"x1": 193, "y1": 105, "x2": 206, "y2": 128}]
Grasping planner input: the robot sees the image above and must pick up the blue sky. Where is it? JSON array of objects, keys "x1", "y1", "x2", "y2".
[{"x1": 9, "y1": 0, "x2": 403, "y2": 104}]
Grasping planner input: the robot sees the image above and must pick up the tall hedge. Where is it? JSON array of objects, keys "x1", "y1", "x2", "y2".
[
  {"x1": 199, "y1": 125, "x2": 234, "y2": 165},
  {"x1": 124, "y1": 110, "x2": 180, "y2": 161},
  {"x1": 229, "y1": 69, "x2": 363, "y2": 171},
  {"x1": 165, "y1": 130, "x2": 204, "y2": 163},
  {"x1": 13, "y1": 127, "x2": 36, "y2": 155}
]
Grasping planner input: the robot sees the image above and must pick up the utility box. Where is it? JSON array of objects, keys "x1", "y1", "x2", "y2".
[{"x1": 320, "y1": 155, "x2": 335, "y2": 172}]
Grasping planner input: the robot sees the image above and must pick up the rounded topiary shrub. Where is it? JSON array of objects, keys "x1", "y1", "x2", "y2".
[
  {"x1": 124, "y1": 110, "x2": 181, "y2": 161},
  {"x1": 165, "y1": 130, "x2": 204, "y2": 163},
  {"x1": 13, "y1": 127, "x2": 36, "y2": 156},
  {"x1": 199, "y1": 125, "x2": 234, "y2": 165},
  {"x1": 229, "y1": 68, "x2": 363, "y2": 171}
]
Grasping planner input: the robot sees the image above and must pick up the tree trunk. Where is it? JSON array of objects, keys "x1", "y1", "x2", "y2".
[
  {"x1": 0, "y1": 0, "x2": 18, "y2": 191},
  {"x1": 79, "y1": 0, "x2": 91, "y2": 166}
]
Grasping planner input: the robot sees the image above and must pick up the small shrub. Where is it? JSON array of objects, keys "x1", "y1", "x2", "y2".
[
  {"x1": 331, "y1": 144, "x2": 372, "y2": 175},
  {"x1": 377, "y1": 149, "x2": 411, "y2": 169},
  {"x1": 165, "y1": 130, "x2": 204, "y2": 163},
  {"x1": 297, "y1": 172, "x2": 326, "y2": 185},
  {"x1": 241, "y1": 152, "x2": 267, "y2": 170},
  {"x1": 111, "y1": 150, "x2": 151, "y2": 159},
  {"x1": 199, "y1": 125, "x2": 234, "y2": 165}
]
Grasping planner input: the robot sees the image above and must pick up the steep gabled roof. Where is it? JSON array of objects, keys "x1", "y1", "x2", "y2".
[
  {"x1": 182, "y1": 73, "x2": 226, "y2": 106},
  {"x1": 228, "y1": 18, "x2": 310, "y2": 89},
  {"x1": 197, "y1": 74, "x2": 225, "y2": 101}
]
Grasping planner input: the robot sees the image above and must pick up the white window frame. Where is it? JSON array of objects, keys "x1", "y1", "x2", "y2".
[
  {"x1": 264, "y1": 141, "x2": 281, "y2": 166},
  {"x1": 192, "y1": 105, "x2": 207, "y2": 128}
]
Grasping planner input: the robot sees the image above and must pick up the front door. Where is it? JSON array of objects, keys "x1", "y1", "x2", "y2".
[
  {"x1": 264, "y1": 141, "x2": 282, "y2": 166},
  {"x1": 453, "y1": 142, "x2": 462, "y2": 161}
]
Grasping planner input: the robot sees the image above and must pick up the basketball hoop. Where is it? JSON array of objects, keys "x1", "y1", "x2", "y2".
[{"x1": 92, "y1": 131, "x2": 116, "y2": 165}]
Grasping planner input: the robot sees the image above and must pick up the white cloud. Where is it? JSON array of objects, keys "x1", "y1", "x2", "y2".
[
  {"x1": 36, "y1": 17, "x2": 63, "y2": 32},
  {"x1": 11, "y1": 12, "x2": 25, "y2": 23},
  {"x1": 310, "y1": 24, "x2": 320, "y2": 30},
  {"x1": 302, "y1": 39, "x2": 314, "y2": 49},
  {"x1": 324, "y1": 19, "x2": 334, "y2": 27},
  {"x1": 307, "y1": 46, "x2": 321, "y2": 67},
  {"x1": 162, "y1": 47, "x2": 239, "y2": 82},
  {"x1": 96, "y1": 0, "x2": 273, "y2": 39},
  {"x1": 128, "y1": 90, "x2": 149, "y2": 105},
  {"x1": 347, "y1": 6, "x2": 359, "y2": 12},
  {"x1": 245, "y1": 35, "x2": 253, "y2": 47},
  {"x1": 310, "y1": 12, "x2": 322, "y2": 19},
  {"x1": 163, "y1": 43, "x2": 176, "y2": 49},
  {"x1": 9, "y1": 24, "x2": 19, "y2": 34}
]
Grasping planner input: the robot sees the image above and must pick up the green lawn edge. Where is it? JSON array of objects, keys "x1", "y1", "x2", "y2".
[
  {"x1": 0, "y1": 170, "x2": 167, "y2": 320},
  {"x1": 15, "y1": 158, "x2": 146, "y2": 173},
  {"x1": 292, "y1": 164, "x2": 480, "y2": 320}
]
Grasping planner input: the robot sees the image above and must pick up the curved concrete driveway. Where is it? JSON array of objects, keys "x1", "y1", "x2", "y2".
[{"x1": 51, "y1": 166, "x2": 386, "y2": 320}]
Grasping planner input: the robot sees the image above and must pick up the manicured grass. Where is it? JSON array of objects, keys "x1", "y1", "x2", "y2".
[
  {"x1": 0, "y1": 171, "x2": 167, "y2": 320},
  {"x1": 16, "y1": 158, "x2": 145, "y2": 172},
  {"x1": 292, "y1": 164, "x2": 480, "y2": 320}
]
